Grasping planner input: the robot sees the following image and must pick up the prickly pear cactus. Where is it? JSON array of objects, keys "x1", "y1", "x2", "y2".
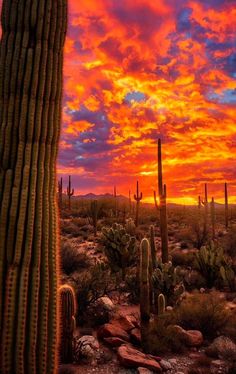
[
  {"x1": 101, "y1": 223, "x2": 136, "y2": 279},
  {"x1": 125, "y1": 218, "x2": 136, "y2": 235},
  {"x1": 0, "y1": 1, "x2": 67, "y2": 373}
]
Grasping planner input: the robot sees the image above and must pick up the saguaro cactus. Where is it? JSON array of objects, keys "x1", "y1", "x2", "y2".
[
  {"x1": 134, "y1": 180, "x2": 143, "y2": 226},
  {"x1": 211, "y1": 197, "x2": 216, "y2": 239},
  {"x1": 58, "y1": 177, "x2": 63, "y2": 211},
  {"x1": 89, "y1": 200, "x2": 99, "y2": 236},
  {"x1": 0, "y1": 1, "x2": 67, "y2": 373},
  {"x1": 67, "y1": 175, "x2": 74, "y2": 210},
  {"x1": 114, "y1": 185, "x2": 118, "y2": 217},
  {"x1": 157, "y1": 139, "x2": 168, "y2": 263},
  {"x1": 140, "y1": 238, "x2": 150, "y2": 321},
  {"x1": 225, "y1": 182, "x2": 229, "y2": 229},
  {"x1": 150, "y1": 225, "x2": 157, "y2": 270},
  {"x1": 59, "y1": 285, "x2": 76, "y2": 364}
]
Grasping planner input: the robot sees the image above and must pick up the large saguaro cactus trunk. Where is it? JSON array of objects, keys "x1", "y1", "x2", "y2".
[{"x1": 0, "y1": 1, "x2": 67, "y2": 373}]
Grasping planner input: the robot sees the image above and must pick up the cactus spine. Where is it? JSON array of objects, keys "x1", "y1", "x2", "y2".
[
  {"x1": 67, "y1": 175, "x2": 74, "y2": 210},
  {"x1": 225, "y1": 182, "x2": 229, "y2": 229},
  {"x1": 134, "y1": 180, "x2": 143, "y2": 226},
  {"x1": 58, "y1": 177, "x2": 63, "y2": 211},
  {"x1": 0, "y1": 1, "x2": 67, "y2": 373},
  {"x1": 211, "y1": 197, "x2": 216, "y2": 239},
  {"x1": 157, "y1": 139, "x2": 168, "y2": 263},
  {"x1": 59, "y1": 285, "x2": 76, "y2": 364}
]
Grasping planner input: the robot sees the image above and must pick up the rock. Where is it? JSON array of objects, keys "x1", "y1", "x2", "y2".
[
  {"x1": 104, "y1": 337, "x2": 127, "y2": 347},
  {"x1": 160, "y1": 359, "x2": 172, "y2": 371},
  {"x1": 111, "y1": 315, "x2": 136, "y2": 332},
  {"x1": 206, "y1": 336, "x2": 236, "y2": 361},
  {"x1": 171, "y1": 325, "x2": 203, "y2": 347},
  {"x1": 97, "y1": 323, "x2": 130, "y2": 341},
  {"x1": 200, "y1": 288, "x2": 205, "y2": 293},
  {"x1": 169, "y1": 358, "x2": 177, "y2": 365},
  {"x1": 97, "y1": 296, "x2": 115, "y2": 311},
  {"x1": 166, "y1": 306, "x2": 173, "y2": 312},
  {"x1": 137, "y1": 368, "x2": 153, "y2": 374},
  {"x1": 73, "y1": 335, "x2": 99, "y2": 364},
  {"x1": 130, "y1": 328, "x2": 141, "y2": 345},
  {"x1": 211, "y1": 359, "x2": 225, "y2": 367},
  {"x1": 117, "y1": 345, "x2": 162, "y2": 372},
  {"x1": 184, "y1": 330, "x2": 203, "y2": 347}
]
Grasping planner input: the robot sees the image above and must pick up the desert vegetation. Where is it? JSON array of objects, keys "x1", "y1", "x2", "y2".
[{"x1": 57, "y1": 140, "x2": 236, "y2": 374}]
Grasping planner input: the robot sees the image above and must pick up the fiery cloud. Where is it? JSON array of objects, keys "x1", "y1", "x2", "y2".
[{"x1": 1, "y1": 1, "x2": 235, "y2": 203}]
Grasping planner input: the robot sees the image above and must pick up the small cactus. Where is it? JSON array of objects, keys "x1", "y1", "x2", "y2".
[
  {"x1": 59, "y1": 285, "x2": 76, "y2": 364},
  {"x1": 134, "y1": 181, "x2": 143, "y2": 227},
  {"x1": 157, "y1": 293, "x2": 166, "y2": 315},
  {"x1": 67, "y1": 175, "x2": 74, "y2": 210},
  {"x1": 88, "y1": 200, "x2": 100, "y2": 236},
  {"x1": 125, "y1": 218, "x2": 136, "y2": 235},
  {"x1": 140, "y1": 238, "x2": 150, "y2": 321}
]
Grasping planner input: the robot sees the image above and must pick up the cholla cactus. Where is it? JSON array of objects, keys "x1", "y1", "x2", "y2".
[
  {"x1": 59, "y1": 285, "x2": 76, "y2": 363},
  {"x1": 152, "y1": 260, "x2": 185, "y2": 305},
  {"x1": 125, "y1": 218, "x2": 136, "y2": 235},
  {"x1": 101, "y1": 223, "x2": 136, "y2": 280},
  {"x1": 196, "y1": 241, "x2": 235, "y2": 288},
  {"x1": 220, "y1": 265, "x2": 235, "y2": 291}
]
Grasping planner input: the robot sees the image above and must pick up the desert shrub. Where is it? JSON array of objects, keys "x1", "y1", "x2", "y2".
[
  {"x1": 60, "y1": 220, "x2": 82, "y2": 237},
  {"x1": 60, "y1": 239, "x2": 91, "y2": 275},
  {"x1": 152, "y1": 260, "x2": 185, "y2": 306},
  {"x1": 175, "y1": 292, "x2": 231, "y2": 339},
  {"x1": 171, "y1": 250, "x2": 196, "y2": 268},
  {"x1": 143, "y1": 312, "x2": 184, "y2": 354},
  {"x1": 195, "y1": 241, "x2": 235, "y2": 289},
  {"x1": 72, "y1": 262, "x2": 117, "y2": 324},
  {"x1": 222, "y1": 225, "x2": 236, "y2": 258},
  {"x1": 124, "y1": 268, "x2": 140, "y2": 304},
  {"x1": 101, "y1": 223, "x2": 137, "y2": 280}
]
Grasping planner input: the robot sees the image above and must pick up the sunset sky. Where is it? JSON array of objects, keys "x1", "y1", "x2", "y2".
[{"x1": 1, "y1": 1, "x2": 236, "y2": 204}]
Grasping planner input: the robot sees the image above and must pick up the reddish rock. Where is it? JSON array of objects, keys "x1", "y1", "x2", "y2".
[
  {"x1": 130, "y1": 328, "x2": 141, "y2": 345},
  {"x1": 97, "y1": 323, "x2": 130, "y2": 342},
  {"x1": 117, "y1": 345, "x2": 162, "y2": 372},
  {"x1": 171, "y1": 325, "x2": 203, "y2": 347},
  {"x1": 138, "y1": 368, "x2": 153, "y2": 374},
  {"x1": 111, "y1": 315, "x2": 136, "y2": 332},
  {"x1": 184, "y1": 330, "x2": 203, "y2": 347},
  {"x1": 104, "y1": 337, "x2": 127, "y2": 347}
]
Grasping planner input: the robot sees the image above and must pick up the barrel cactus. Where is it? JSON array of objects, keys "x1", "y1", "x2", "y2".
[
  {"x1": 59, "y1": 285, "x2": 76, "y2": 363},
  {"x1": 101, "y1": 223, "x2": 136, "y2": 280},
  {"x1": 0, "y1": 1, "x2": 67, "y2": 373}
]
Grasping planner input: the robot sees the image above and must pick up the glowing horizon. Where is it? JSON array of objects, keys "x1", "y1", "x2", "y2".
[{"x1": 0, "y1": 1, "x2": 235, "y2": 204}]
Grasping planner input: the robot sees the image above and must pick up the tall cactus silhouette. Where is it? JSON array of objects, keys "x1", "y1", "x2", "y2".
[
  {"x1": 157, "y1": 139, "x2": 168, "y2": 263},
  {"x1": 67, "y1": 175, "x2": 74, "y2": 210},
  {"x1": 225, "y1": 182, "x2": 229, "y2": 229},
  {"x1": 134, "y1": 180, "x2": 143, "y2": 226},
  {"x1": 210, "y1": 197, "x2": 216, "y2": 239},
  {"x1": 0, "y1": 1, "x2": 67, "y2": 373},
  {"x1": 58, "y1": 177, "x2": 63, "y2": 211}
]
